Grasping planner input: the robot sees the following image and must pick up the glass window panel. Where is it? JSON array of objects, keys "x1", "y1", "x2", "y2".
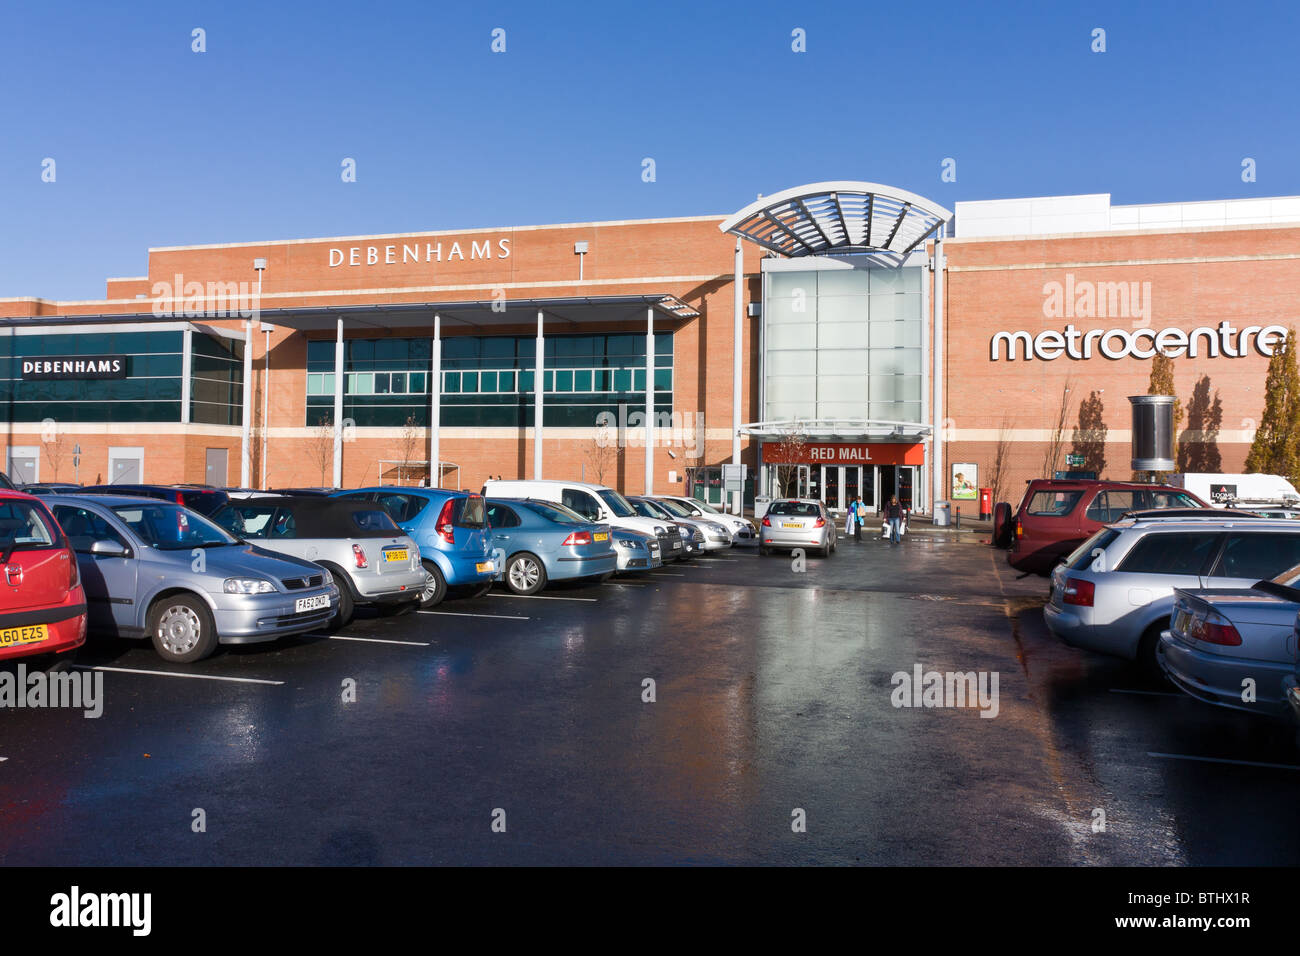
[
  {"x1": 868, "y1": 295, "x2": 896, "y2": 322},
  {"x1": 408, "y1": 372, "x2": 426, "y2": 393},
  {"x1": 574, "y1": 370, "x2": 592, "y2": 391},
  {"x1": 499, "y1": 370, "x2": 515, "y2": 392},
  {"x1": 764, "y1": 295, "x2": 816, "y2": 325},
  {"x1": 480, "y1": 371, "x2": 498, "y2": 393},
  {"x1": 767, "y1": 324, "x2": 813, "y2": 350},
  {"x1": 900, "y1": 267, "x2": 922, "y2": 293},
  {"x1": 870, "y1": 269, "x2": 904, "y2": 293},
  {"x1": 613, "y1": 369, "x2": 632, "y2": 392},
  {"x1": 770, "y1": 350, "x2": 816, "y2": 376},
  {"x1": 765, "y1": 375, "x2": 818, "y2": 403},
  {"x1": 391, "y1": 373, "x2": 407, "y2": 394},
  {"x1": 895, "y1": 293, "x2": 922, "y2": 321},
  {"x1": 766, "y1": 400, "x2": 816, "y2": 421},
  {"x1": 768, "y1": 272, "x2": 817, "y2": 298},
  {"x1": 443, "y1": 372, "x2": 461, "y2": 393},
  {"x1": 817, "y1": 350, "x2": 869, "y2": 375},
  {"x1": 373, "y1": 373, "x2": 390, "y2": 394},
  {"x1": 818, "y1": 322, "x2": 868, "y2": 350},
  {"x1": 307, "y1": 374, "x2": 322, "y2": 396},
  {"x1": 632, "y1": 369, "x2": 645, "y2": 391},
  {"x1": 461, "y1": 372, "x2": 479, "y2": 392},
  {"x1": 868, "y1": 351, "x2": 901, "y2": 376},
  {"x1": 554, "y1": 370, "x2": 573, "y2": 392},
  {"x1": 654, "y1": 368, "x2": 672, "y2": 390},
  {"x1": 519, "y1": 370, "x2": 535, "y2": 392},
  {"x1": 898, "y1": 320, "x2": 922, "y2": 348},
  {"x1": 817, "y1": 295, "x2": 867, "y2": 324},
  {"x1": 543, "y1": 370, "x2": 553, "y2": 391},
  {"x1": 817, "y1": 269, "x2": 871, "y2": 295},
  {"x1": 818, "y1": 401, "x2": 868, "y2": 419},
  {"x1": 869, "y1": 322, "x2": 898, "y2": 348}
]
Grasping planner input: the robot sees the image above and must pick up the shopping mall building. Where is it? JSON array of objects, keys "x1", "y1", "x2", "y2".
[{"x1": 3, "y1": 181, "x2": 1298, "y2": 513}]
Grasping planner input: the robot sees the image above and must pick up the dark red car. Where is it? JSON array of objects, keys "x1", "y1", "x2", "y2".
[
  {"x1": 1007, "y1": 479, "x2": 1207, "y2": 575},
  {"x1": 0, "y1": 491, "x2": 87, "y2": 663}
]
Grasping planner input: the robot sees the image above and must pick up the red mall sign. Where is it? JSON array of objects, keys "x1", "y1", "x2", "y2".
[{"x1": 762, "y1": 442, "x2": 924, "y2": 466}]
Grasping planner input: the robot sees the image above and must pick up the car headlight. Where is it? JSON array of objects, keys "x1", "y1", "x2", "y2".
[
  {"x1": 224, "y1": 577, "x2": 276, "y2": 594},
  {"x1": 616, "y1": 537, "x2": 644, "y2": 549}
]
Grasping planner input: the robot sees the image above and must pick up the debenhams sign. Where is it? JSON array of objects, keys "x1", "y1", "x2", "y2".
[
  {"x1": 990, "y1": 274, "x2": 1288, "y2": 361},
  {"x1": 328, "y1": 236, "x2": 511, "y2": 268},
  {"x1": 22, "y1": 356, "x2": 126, "y2": 380}
]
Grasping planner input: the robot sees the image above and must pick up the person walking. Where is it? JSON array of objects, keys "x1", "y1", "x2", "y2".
[
  {"x1": 885, "y1": 495, "x2": 904, "y2": 545},
  {"x1": 843, "y1": 496, "x2": 857, "y2": 540},
  {"x1": 855, "y1": 496, "x2": 867, "y2": 541}
]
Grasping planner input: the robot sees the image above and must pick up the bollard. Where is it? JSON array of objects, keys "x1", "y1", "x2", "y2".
[{"x1": 955, "y1": 506, "x2": 961, "y2": 530}]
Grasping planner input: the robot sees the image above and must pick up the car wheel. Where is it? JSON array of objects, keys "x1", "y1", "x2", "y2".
[
  {"x1": 149, "y1": 594, "x2": 217, "y2": 663},
  {"x1": 1136, "y1": 624, "x2": 1169, "y2": 681},
  {"x1": 505, "y1": 552, "x2": 547, "y2": 595},
  {"x1": 419, "y1": 560, "x2": 447, "y2": 609},
  {"x1": 328, "y1": 569, "x2": 356, "y2": 629}
]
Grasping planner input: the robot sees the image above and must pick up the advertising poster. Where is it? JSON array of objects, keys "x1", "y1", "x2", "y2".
[{"x1": 951, "y1": 463, "x2": 978, "y2": 500}]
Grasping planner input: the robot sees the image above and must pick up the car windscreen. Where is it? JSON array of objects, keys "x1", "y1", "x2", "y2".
[
  {"x1": 455, "y1": 495, "x2": 487, "y2": 528},
  {"x1": 0, "y1": 499, "x2": 59, "y2": 560},
  {"x1": 111, "y1": 503, "x2": 237, "y2": 550},
  {"x1": 655, "y1": 498, "x2": 694, "y2": 518},
  {"x1": 690, "y1": 499, "x2": 719, "y2": 515},
  {"x1": 597, "y1": 489, "x2": 637, "y2": 518},
  {"x1": 1064, "y1": 528, "x2": 1121, "y2": 570},
  {"x1": 520, "y1": 501, "x2": 585, "y2": 525},
  {"x1": 1025, "y1": 490, "x2": 1083, "y2": 517},
  {"x1": 767, "y1": 501, "x2": 820, "y2": 517}
]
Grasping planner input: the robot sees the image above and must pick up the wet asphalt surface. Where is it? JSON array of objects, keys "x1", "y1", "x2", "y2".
[{"x1": 2, "y1": 530, "x2": 1298, "y2": 866}]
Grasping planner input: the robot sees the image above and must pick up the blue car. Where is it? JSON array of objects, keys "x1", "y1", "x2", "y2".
[
  {"x1": 334, "y1": 487, "x2": 495, "y2": 607},
  {"x1": 485, "y1": 498, "x2": 618, "y2": 594}
]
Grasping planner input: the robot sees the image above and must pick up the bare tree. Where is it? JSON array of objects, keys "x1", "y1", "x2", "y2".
[
  {"x1": 1041, "y1": 379, "x2": 1074, "y2": 477},
  {"x1": 396, "y1": 415, "x2": 421, "y2": 486},
  {"x1": 42, "y1": 430, "x2": 68, "y2": 483},
  {"x1": 771, "y1": 419, "x2": 810, "y2": 497},
  {"x1": 306, "y1": 414, "x2": 334, "y2": 487},
  {"x1": 989, "y1": 414, "x2": 1015, "y2": 506},
  {"x1": 584, "y1": 419, "x2": 618, "y2": 485}
]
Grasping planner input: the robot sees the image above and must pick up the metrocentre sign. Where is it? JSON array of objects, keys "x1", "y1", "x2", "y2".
[{"x1": 990, "y1": 322, "x2": 1290, "y2": 361}]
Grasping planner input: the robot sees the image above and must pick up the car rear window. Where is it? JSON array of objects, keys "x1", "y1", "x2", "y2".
[
  {"x1": 455, "y1": 496, "x2": 486, "y2": 528},
  {"x1": 1115, "y1": 531, "x2": 1221, "y2": 575},
  {"x1": 351, "y1": 509, "x2": 401, "y2": 534},
  {"x1": 1064, "y1": 528, "x2": 1122, "y2": 570},
  {"x1": 1025, "y1": 490, "x2": 1083, "y2": 517},
  {"x1": 375, "y1": 493, "x2": 427, "y2": 523},
  {"x1": 1211, "y1": 532, "x2": 1300, "y2": 581},
  {"x1": 768, "y1": 501, "x2": 820, "y2": 516},
  {"x1": 0, "y1": 500, "x2": 59, "y2": 555}
]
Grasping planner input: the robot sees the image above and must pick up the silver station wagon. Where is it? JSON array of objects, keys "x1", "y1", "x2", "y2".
[
  {"x1": 212, "y1": 497, "x2": 425, "y2": 627},
  {"x1": 1045, "y1": 515, "x2": 1300, "y2": 673},
  {"x1": 47, "y1": 495, "x2": 338, "y2": 663}
]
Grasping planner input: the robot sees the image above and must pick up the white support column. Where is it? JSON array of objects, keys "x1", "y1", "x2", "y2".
[
  {"x1": 645, "y1": 306, "x2": 654, "y2": 495},
  {"x1": 430, "y1": 314, "x2": 441, "y2": 488},
  {"x1": 932, "y1": 235, "x2": 945, "y2": 515},
  {"x1": 333, "y1": 317, "x2": 344, "y2": 488},
  {"x1": 533, "y1": 311, "x2": 544, "y2": 479},
  {"x1": 240, "y1": 320, "x2": 253, "y2": 486},
  {"x1": 180, "y1": 328, "x2": 192, "y2": 424},
  {"x1": 731, "y1": 239, "x2": 743, "y2": 514}
]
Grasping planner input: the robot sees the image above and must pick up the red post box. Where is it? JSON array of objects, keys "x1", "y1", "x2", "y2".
[{"x1": 979, "y1": 487, "x2": 993, "y2": 520}]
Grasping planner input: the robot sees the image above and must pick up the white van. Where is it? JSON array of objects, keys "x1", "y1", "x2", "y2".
[
  {"x1": 1170, "y1": 473, "x2": 1300, "y2": 508},
  {"x1": 481, "y1": 479, "x2": 683, "y2": 562}
]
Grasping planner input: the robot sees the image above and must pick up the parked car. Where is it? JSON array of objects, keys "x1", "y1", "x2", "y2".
[
  {"x1": 334, "y1": 487, "x2": 496, "y2": 607},
  {"x1": 19, "y1": 483, "x2": 83, "y2": 496},
  {"x1": 483, "y1": 498, "x2": 617, "y2": 594},
  {"x1": 211, "y1": 496, "x2": 422, "y2": 627},
  {"x1": 482, "y1": 480, "x2": 678, "y2": 562},
  {"x1": 1160, "y1": 567, "x2": 1300, "y2": 719},
  {"x1": 0, "y1": 472, "x2": 14, "y2": 491},
  {"x1": 610, "y1": 528, "x2": 663, "y2": 571},
  {"x1": 1008, "y1": 479, "x2": 1206, "y2": 575},
  {"x1": 655, "y1": 494, "x2": 758, "y2": 546},
  {"x1": 0, "y1": 491, "x2": 87, "y2": 666},
  {"x1": 79, "y1": 483, "x2": 231, "y2": 517},
  {"x1": 759, "y1": 498, "x2": 837, "y2": 557},
  {"x1": 1045, "y1": 516, "x2": 1300, "y2": 673},
  {"x1": 46, "y1": 495, "x2": 337, "y2": 662},
  {"x1": 649, "y1": 496, "x2": 736, "y2": 552},
  {"x1": 626, "y1": 497, "x2": 691, "y2": 560},
  {"x1": 268, "y1": 487, "x2": 334, "y2": 497}
]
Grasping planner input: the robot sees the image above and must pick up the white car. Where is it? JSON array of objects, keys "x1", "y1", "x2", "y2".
[{"x1": 655, "y1": 494, "x2": 758, "y2": 547}]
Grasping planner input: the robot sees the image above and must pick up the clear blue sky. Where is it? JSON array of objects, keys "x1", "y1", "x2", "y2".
[{"x1": 2, "y1": 0, "x2": 1298, "y2": 300}]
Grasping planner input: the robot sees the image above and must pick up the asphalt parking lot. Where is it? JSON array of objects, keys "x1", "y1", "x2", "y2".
[{"x1": 3, "y1": 530, "x2": 1298, "y2": 866}]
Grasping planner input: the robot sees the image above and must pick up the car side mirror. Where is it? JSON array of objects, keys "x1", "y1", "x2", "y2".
[{"x1": 89, "y1": 539, "x2": 128, "y2": 558}]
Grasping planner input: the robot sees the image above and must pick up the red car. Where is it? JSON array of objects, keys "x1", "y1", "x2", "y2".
[
  {"x1": 1007, "y1": 479, "x2": 1207, "y2": 576},
  {"x1": 0, "y1": 491, "x2": 87, "y2": 663}
]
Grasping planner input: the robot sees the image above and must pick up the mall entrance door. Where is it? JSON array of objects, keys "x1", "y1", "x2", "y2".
[
  {"x1": 816, "y1": 465, "x2": 863, "y2": 512},
  {"x1": 873, "y1": 465, "x2": 917, "y2": 512}
]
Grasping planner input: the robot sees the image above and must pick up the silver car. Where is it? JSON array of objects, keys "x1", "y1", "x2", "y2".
[
  {"x1": 612, "y1": 528, "x2": 663, "y2": 571},
  {"x1": 1045, "y1": 516, "x2": 1300, "y2": 673},
  {"x1": 47, "y1": 495, "x2": 338, "y2": 663},
  {"x1": 649, "y1": 497, "x2": 734, "y2": 552},
  {"x1": 212, "y1": 497, "x2": 425, "y2": 627},
  {"x1": 759, "y1": 498, "x2": 837, "y2": 557},
  {"x1": 656, "y1": 494, "x2": 758, "y2": 547}
]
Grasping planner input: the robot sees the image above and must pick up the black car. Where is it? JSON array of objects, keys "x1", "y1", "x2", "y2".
[
  {"x1": 78, "y1": 484, "x2": 231, "y2": 516},
  {"x1": 0, "y1": 472, "x2": 14, "y2": 491},
  {"x1": 20, "y1": 483, "x2": 83, "y2": 496}
]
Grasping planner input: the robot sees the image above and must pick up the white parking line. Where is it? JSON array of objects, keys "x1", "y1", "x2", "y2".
[
  {"x1": 417, "y1": 610, "x2": 530, "y2": 621},
  {"x1": 1109, "y1": 688, "x2": 1183, "y2": 697},
  {"x1": 329, "y1": 635, "x2": 430, "y2": 646},
  {"x1": 486, "y1": 594, "x2": 599, "y2": 603},
  {"x1": 604, "y1": 582, "x2": 647, "y2": 588},
  {"x1": 0, "y1": 757, "x2": 7, "y2": 762},
  {"x1": 1148, "y1": 751, "x2": 1300, "y2": 771},
  {"x1": 72, "y1": 665, "x2": 285, "y2": 686},
  {"x1": 651, "y1": 571, "x2": 686, "y2": 577}
]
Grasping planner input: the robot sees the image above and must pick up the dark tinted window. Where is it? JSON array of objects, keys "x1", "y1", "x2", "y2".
[
  {"x1": 1026, "y1": 491, "x2": 1083, "y2": 517},
  {"x1": 520, "y1": 501, "x2": 582, "y2": 525},
  {"x1": 485, "y1": 504, "x2": 520, "y2": 528},
  {"x1": 1066, "y1": 528, "x2": 1122, "y2": 570},
  {"x1": 351, "y1": 510, "x2": 400, "y2": 534},
  {"x1": 213, "y1": 504, "x2": 278, "y2": 538},
  {"x1": 768, "y1": 501, "x2": 821, "y2": 516},
  {"x1": 1214, "y1": 532, "x2": 1300, "y2": 581},
  {"x1": 456, "y1": 496, "x2": 486, "y2": 528},
  {"x1": 375, "y1": 493, "x2": 427, "y2": 523},
  {"x1": 561, "y1": 489, "x2": 601, "y2": 521},
  {"x1": 1116, "y1": 532, "x2": 1220, "y2": 575}
]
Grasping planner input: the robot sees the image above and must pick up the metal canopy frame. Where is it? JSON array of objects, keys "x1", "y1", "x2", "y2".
[
  {"x1": 739, "y1": 418, "x2": 933, "y2": 442},
  {"x1": 719, "y1": 181, "x2": 952, "y2": 265}
]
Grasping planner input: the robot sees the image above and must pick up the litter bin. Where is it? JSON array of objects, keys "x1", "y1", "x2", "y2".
[
  {"x1": 979, "y1": 487, "x2": 993, "y2": 521},
  {"x1": 754, "y1": 496, "x2": 772, "y2": 521},
  {"x1": 934, "y1": 501, "x2": 951, "y2": 527}
]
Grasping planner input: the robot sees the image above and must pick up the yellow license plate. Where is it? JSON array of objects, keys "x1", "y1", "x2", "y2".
[
  {"x1": 0, "y1": 624, "x2": 48, "y2": 648},
  {"x1": 384, "y1": 549, "x2": 409, "y2": 563},
  {"x1": 476, "y1": 561, "x2": 494, "y2": 573},
  {"x1": 782, "y1": 522, "x2": 801, "y2": 528},
  {"x1": 593, "y1": 532, "x2": 609, "y2": 541}
]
